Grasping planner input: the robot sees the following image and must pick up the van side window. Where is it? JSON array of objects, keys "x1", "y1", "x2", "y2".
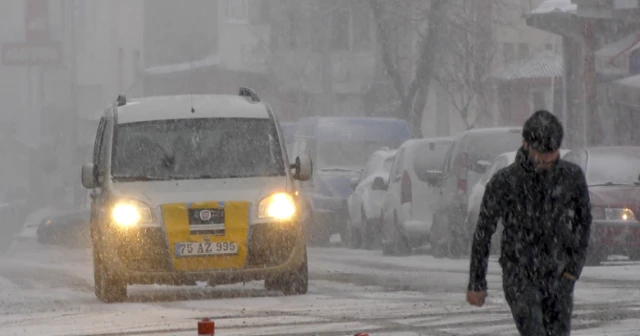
[
  {"x1": 390, "y1": 149, "x2": 405, "y2": 182},
  {"x1": 95, "y1": 118, "x2": 109, "y2": 178},
  {"x1": 442, "y1": 141, "x2": 456, "y2": 173},
  {"x1": 92, "y1": 117, "x2": 106, "y2": 167}
]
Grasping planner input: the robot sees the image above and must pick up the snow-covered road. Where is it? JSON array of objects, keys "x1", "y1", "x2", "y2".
[{"x1": 1, "y1": 237, "x2": 639, "y2": 336}]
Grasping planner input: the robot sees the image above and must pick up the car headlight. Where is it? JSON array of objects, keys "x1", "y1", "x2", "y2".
[
  {"x1": 592, "y1": 207, "x2": 635, "y2": 221},
  {"x1": 111, "y1": 200, "x2": 153, "y2": 228},
  {"x1": 258, "y1": 193, "x2": 296, "y2": 220}
]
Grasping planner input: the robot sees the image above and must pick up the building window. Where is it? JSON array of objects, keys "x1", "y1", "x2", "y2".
[
  {"x1": 249, "y1": 0, "x2": 269, "y2": 25},
  {"x1": 224, "y1": 0, "x2": 247, "y2": 22},
  {"x1": 331, "y1": 8, "x2": 350, "y2": 51},
  {"x1": 518, "y1": 43, "x2": 529, "y2": 60},
  {"x1": 503, "y1": 42, "x2": 516, "y2": 63}
]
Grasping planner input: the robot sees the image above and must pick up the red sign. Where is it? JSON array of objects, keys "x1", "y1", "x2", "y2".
[
  {"x1": 1, "y1": 42, "x2": 62, "y2": 66},
  {"x1": 25, "y1": 0, "x2": 50, "y2": 42}
]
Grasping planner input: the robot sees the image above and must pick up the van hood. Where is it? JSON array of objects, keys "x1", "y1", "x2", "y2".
[{"x1": 109, "y1": 177, "x2": 289, "y2": 208}]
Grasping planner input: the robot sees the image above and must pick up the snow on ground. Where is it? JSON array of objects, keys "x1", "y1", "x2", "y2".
[{"x1": 1, "y1": 237, "x2": 640, "y2": 335}]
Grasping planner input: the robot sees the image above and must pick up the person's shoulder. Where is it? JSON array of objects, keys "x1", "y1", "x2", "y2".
[
  {"x1": 487, "y1": 165, "x2": 514, "y2": 188},
  {"x1": 556, "y1": 159, "x2": 585, "y2": 177}
]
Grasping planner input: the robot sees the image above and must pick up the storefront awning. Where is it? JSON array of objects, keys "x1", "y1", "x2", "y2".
[
  {"x1": 610, "y1": 74, "x2": 640, "y2": 108},
  {"x1": 490, "y1": 50, "x2": 563, "y2": 82},
  {"x1": 525, "y1": 0, "x2": 582, "y2": 38},
  {"x1": 143, "y1": 54, "x2": 221, "y2": 77},
  {"x1": 595, "y1": 32, "x2": 640, "y2": 77}
]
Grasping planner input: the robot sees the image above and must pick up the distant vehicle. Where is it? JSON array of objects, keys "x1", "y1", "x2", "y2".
[
  {"x1": 280, "y1": 121, "x2": 296, "y2": 162},
  {"x1": 563, "y1": 146, "x2": 640, "y2": 265},
  {"x1": 346, "y1": 147, "x2": 397, "y2": 249},
  {"x1": 37, "y1": 209, "x2": 91, "y2": 248},
  {"x1": 466, "y1": 149, "x2": 570, "y2": 255},
  {"x1": 429, "y1": 127, "x2": 523, "y2": 258},
  {"x1": 289, "y1": 117, "x2": 413, "y2": 245},
  {"x1": 379, "y1": 137, "x2": 454, "y2": 255}
]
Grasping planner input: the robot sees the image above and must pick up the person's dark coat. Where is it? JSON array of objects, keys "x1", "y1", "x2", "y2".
[{"x1": 468, "y1": 147, "x2": 592, "y2": 292}]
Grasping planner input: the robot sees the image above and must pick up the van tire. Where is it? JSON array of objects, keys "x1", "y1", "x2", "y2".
[
  {"x1": 265, "y1": 250, "x2": 309, "y2": 295},
  {"x1": 93, "y1": 245, "x2": 127, "y2": 303}
]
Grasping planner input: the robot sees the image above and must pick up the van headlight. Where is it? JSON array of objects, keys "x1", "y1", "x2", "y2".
[
  {"x1": 258, "y1": 193, "x2": 296, "y2": 220},
  {"x1": 111, "y1": 200, "x2": 153, "y2": 228}
]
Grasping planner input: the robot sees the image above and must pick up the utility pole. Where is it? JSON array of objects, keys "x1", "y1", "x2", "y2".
[
  {"x1": 62, "y1": 0, "x2": 79, "y2": 206},
  {"x1": 319, "y1": 0, "x2": 335, "y2": 116}
]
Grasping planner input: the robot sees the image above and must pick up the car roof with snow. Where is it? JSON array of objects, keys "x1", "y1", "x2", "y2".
[
  {"x1": 371, "y1": 147, "x2": 397, "y2": 159},
  {"x1": 460, "y1": 127, "x2": 523, "y2": 137},
  {"x1": 114, "y1": 94, "x2": 270, "y2": 124}
]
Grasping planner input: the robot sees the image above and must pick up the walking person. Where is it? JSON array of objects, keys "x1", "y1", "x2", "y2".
[{"x1": 465, "y1": 110, "x2": 592, "y2": 336}]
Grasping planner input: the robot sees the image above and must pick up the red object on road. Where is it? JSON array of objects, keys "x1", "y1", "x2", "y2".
[{"x1": 198, "y1": 318, "x2": 215, "y2": 335}]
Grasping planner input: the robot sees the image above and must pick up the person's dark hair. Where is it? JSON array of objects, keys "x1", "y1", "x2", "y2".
[{"x1": 522, "y1": 110, "x2": 564, "y2": 153}]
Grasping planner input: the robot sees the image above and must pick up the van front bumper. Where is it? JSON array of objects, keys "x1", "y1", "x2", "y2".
[{"x1": 96, "y1": 222, "x2": 306, "y2": 286}]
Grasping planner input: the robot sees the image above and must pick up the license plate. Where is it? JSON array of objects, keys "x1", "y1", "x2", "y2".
[{"x1": 175, "y1": 241, "x2": 238, "y2": 257}]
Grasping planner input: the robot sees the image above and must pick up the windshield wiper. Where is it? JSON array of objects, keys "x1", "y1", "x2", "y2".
[{"x1": 112, "y1": 175, "x2": 167, "y2": 182}]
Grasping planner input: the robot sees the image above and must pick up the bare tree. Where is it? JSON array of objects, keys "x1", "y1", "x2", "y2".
[
  {"x1": 369, "y1": 0, "x2": 513, "y2": 134},
  {"x1": 433, "y1": 0, "x2": 500, "y2": 129},
  {"x1": 368, "y1": 0, "x2": 446, "y2": 137}
]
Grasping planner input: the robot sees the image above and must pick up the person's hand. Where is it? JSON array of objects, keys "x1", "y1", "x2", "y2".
[{"x1": 466, "y1": 291, "x2": 487, "y2": 307}]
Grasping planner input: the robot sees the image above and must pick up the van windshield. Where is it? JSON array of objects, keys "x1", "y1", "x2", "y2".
[{"x1": 111, "y1": 118, "x2": 286, "y2": 181}]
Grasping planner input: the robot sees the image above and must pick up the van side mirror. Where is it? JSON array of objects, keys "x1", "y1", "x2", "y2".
[
  {"x1": 372, "y1": 177, "x2": 387, "y2": 191},
  {"x1": 292, "y1": 155, "x2": 312, "y2": 181},
  {"x1": 81, "y1": 163, "x2": 98, "y2": 189}
]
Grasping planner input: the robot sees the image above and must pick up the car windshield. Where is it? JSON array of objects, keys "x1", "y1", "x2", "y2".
[
  {"x1": 111, "y1": 118, "x2": 286, "y2": 181},
  {"x1": 586, "y1": 153, "x2": 640, "y2": 186},
  {"x1": 463, "y1": 131, "x2": 522, "y2": 163},
  {"x1": 316, "y1": 120, "x2": 411, "y2": 170}
]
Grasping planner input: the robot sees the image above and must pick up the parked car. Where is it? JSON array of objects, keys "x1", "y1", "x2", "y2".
[
  {"x1": 466, "y1": 149, "x2": 570, "y2": 255},
  {"x1": 290, "y1": 117, "x2": 413, "y2": 245},
  {"x1": 346, "y1": 148, "x2": 397, "y2": 249},
  {"x1": 429, "y1": 127, "x2": 522, "y2": 258},
  {"x1": 563, "y1": 146, "x2": 640, "y2": 265},
  {"x1": 36, "y1": 208, "x2": 91, "y2": 248},
  {"x1": 379, "y1": 137, "x2": 453, "y2": 255}
]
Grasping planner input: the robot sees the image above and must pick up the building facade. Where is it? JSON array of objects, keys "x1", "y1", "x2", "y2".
[
  {"x1": 526, "y1": 0, "x2": 640, "y2": 147},
  {"x1": 0, "y1": 0, "x2": 144, "y2": 207}
]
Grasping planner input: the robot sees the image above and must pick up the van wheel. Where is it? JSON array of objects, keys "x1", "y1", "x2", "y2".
[
  {"x1": 361, "y1": 208, "x2": 379, "y2": 250},
  {"x1": 265, "y1": 250, "x2": 309, "y2": 295},
  {"x1": 346, "y1": 220, "x2": 362, "y2": 249},
  {"x1": 93, "y1": 245, "x2": 127, "y2": 303}
]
